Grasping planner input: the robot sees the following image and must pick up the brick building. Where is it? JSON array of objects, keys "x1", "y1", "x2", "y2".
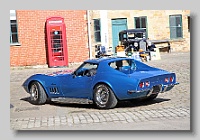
[
  {"x1": 10, "y1": 10, "x2": 190, "y2": 67},
  {"x1": 10, "y1": 10, "x2": 89, "y2": 67},
  {"x1": 89, "y1": 10, "x2": 190, "y2": 57}
]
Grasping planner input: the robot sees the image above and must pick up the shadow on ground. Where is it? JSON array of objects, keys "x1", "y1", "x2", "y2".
[{"x1": 20, "y1": 97, "x2": 170, "y2": 110}]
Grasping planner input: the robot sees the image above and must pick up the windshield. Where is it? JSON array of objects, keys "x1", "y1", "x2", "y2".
[
  {"x1": 74, "y1": 62, "x2": 98, "y2": 77},
  {"x1": 128, "y1": 32, "x2": 144, "y2": 39}
]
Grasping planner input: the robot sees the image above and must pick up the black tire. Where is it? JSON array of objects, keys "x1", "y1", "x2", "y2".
[
  {"x1": 29, "y1": 81, "x2": 47, "y2": 105},
  {"x1": 93, "y1": 84, "x2": 118, "y2": 109}
]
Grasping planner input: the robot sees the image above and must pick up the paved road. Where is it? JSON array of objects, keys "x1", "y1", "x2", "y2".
[{"x1": 10, "y1": 52, "x2": 190, "y2": 130}]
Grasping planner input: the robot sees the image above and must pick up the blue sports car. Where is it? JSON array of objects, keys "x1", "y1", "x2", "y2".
[{"x1": 22, "y1": 57, "x2": 179, "y2": 109}]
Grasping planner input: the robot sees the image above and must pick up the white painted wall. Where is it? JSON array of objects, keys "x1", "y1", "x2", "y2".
[{"x1": 100, "y1": 10, "x2": 109, "y2": 49}]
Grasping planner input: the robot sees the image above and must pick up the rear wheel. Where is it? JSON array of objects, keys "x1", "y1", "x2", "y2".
[
  {"x1": 93, "y1": 84, "x2": 118, "y2": 109},
  {"x1": 29, "y1": 81, "x2": 47, "y2": 105}
]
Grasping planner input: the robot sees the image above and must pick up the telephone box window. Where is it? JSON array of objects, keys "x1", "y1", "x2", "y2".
[{"x1": 50, "y1": 30, "x2": 63, "y2": 52}]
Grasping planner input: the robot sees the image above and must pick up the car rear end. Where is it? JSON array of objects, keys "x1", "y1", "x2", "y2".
[{"x1": 127, "y1": 71, "x2": 179, "y2": 98}]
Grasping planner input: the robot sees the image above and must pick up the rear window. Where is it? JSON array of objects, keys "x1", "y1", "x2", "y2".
[{"x1": 109, "y1": 59, "x2": 136, "y2": 74}]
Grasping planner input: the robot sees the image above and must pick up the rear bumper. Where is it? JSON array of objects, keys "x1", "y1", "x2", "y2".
[
  {"x1": 127, "y1": 82, "x2": 179, "y2": 96},
  {"x1": 161, "y1": 82, "x2": 179, "y2": 93}
]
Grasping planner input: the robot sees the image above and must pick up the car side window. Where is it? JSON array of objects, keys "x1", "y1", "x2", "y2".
[
  {"x1": 109, "y1": 61, "x2": 118, "y2": 69},
  {"x1": 109, "y1": 59, "x2": 136, "y2": 74}
]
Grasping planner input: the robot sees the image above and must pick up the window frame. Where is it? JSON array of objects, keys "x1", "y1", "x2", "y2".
[
  {"x1": 109, "y1": 59, "x2": 136, "y2": 74},
  {"x1": 10, "y1": 10, "x2": 20, "y2": 46},
  {"x1": 134, "y1": 16, "x2": 148, "y2": 38},
  {"x1": 73, "y1": 62, "x2": 98, "y2": 77},
  {"x1": 169, "y1": 14, "x2": 183, "y2": 39},
  {"x1": 93, "y1": 19, "x2": 101, "y2": 42}
]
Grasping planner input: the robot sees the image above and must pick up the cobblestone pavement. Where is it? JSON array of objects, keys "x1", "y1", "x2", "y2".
[{"x1": 10, "y1": 52, "x2": 190, "y2": 130}]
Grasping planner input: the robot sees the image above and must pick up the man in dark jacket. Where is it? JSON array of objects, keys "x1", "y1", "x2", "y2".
[{"x1": 146, "y1": 38, "x2": 156, "y2": 51}]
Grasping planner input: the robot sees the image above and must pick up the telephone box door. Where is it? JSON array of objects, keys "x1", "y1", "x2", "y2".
[{"x1": 46, "y1": 17, "x2": 68, "y2": 67}]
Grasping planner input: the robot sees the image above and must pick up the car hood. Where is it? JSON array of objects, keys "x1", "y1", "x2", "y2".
[
  {"x1": 22, "y1": 69, "x2": 74, "y2": 88},
  {"x1": 45, "y1": 69, "x2": 74, "y2": 77}
]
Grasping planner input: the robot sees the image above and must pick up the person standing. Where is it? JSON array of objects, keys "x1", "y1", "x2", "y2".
[{"x1": 146, "y1": 38, "x2": 156, "y2": 51}]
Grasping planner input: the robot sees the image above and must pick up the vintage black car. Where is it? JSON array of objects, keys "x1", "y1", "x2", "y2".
[{"x1": 118, "y1": 29, "x2": 148, "y2": 53}]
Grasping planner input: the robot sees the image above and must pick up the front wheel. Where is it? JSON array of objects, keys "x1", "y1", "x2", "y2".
[
  {"x1": 29, "y1": 81, "x2": 47, "y2": 105},
  {"x1": 93, "y1": 84, "x2": 118, "y2": 109}
]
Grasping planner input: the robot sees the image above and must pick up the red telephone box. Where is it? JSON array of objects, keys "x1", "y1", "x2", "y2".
[{"x1": 46, "y1": 17, "x2": 68, "y2": 67}]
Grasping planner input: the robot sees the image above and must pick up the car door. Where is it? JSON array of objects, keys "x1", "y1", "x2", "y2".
[{"x1": 60, "y1": 62, "x2": 98, "y2": 98}]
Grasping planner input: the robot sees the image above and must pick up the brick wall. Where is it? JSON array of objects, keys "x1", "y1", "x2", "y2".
[{"x1": 10, "y1": 10, "x2": 89, "y2": 67}]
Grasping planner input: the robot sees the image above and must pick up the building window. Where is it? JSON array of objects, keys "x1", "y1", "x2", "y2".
[
  {"x1": 134, "y1": 16, "x2": 148, "y2": 38},
  {"x1": 169, "y1": 15, "x2": 183, "y2": 39},
  {"x1": 10, "y1": 10, "x2": 19, "y2": 44},
  {"x1": 93, "y1": 19, "x2": 101, "y2": 42}
]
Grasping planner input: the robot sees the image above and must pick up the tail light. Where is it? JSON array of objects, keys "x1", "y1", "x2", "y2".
[
  {"x1": 145, "y1": 81, "x2": 150, "y2": 87},
  {"x1": 139, "y1": 82, "x2": 144, "y2": 88},
  {"x1": 170, "y1": 76, "x2": 174, "y2": 82},
  {"x1": 164, "y1": 77, "x2": 169, "y2": 83}
]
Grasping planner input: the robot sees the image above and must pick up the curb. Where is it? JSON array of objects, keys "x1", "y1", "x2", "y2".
[{"x1": 10, "y1": 63, "x2": 82, "y2": 71}]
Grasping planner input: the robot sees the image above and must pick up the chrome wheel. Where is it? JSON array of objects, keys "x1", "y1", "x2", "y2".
[
  {"x1": 30, "y1": 84, "x2": 39, "y2": 101},
  {"x1": 96, "y1": 86, "x2": 109, "y2": 105},
  {"x1": 93, "y1": 84, "x2": 118, "y2": 109},
  {"x1": 28, "y1": 81, "x2": 47, "y2": 105}
]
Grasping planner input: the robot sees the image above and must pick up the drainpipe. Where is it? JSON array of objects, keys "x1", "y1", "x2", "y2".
[
  {"x1": 87, "y1": 10, "x2": 92, "y2": 59},
  {"x1": 100, "y1": 10, "x2": 109, "y2": 49}
]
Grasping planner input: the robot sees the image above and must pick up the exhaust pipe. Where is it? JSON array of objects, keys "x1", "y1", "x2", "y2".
[{"x1": 147, "y1": 85, "x2": 161, "y2": 97}]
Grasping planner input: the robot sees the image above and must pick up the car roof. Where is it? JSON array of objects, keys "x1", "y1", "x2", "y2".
[
  {"x1": 119, "y1": 29, "x2": 146, "y2": 34},
  {"x1": 84, "y1": 57, "x2": 133, "y2": 64}
]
